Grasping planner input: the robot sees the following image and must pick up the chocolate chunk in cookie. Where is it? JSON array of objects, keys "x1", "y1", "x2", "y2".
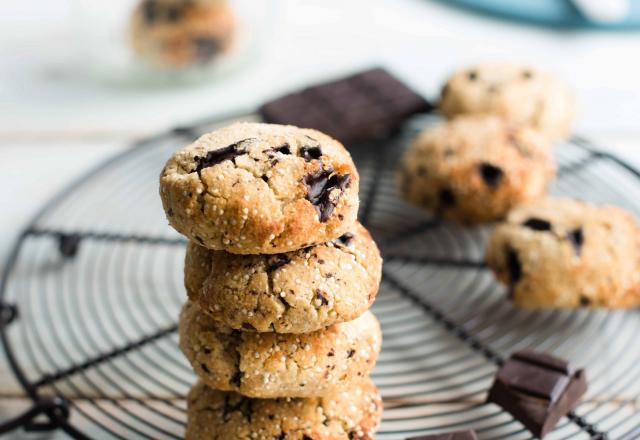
[
  {"x1": 299, "y1": 145, "x2": 322, "y2": 161},
  {"x1": 304, "y1": 168, "x2": 351, "y2": 222},
  {"x1": 266, "y1": 254, "x2": 290, "y2": 273},
  {"x1": 192, "y1": 140, "x2": 250, "y2": 175},
  {"x1": 506, "y1": 247, "x2": 522, "y2": 285},
  {"x1": 567, "y1": 228, "x2": 584, "y2": 256},
  {"x1": 335, "y1": 232, "x2": 354, "y2": 247},
  {"x1": 479, "y1": 163, "x2": 504, "y2": 188},
  {"x1": 523, "y1": 218, "x2": 552, "y2": 231},
  {"x1": 439, "y1": 188, "x2": 456, "y2": 208}
]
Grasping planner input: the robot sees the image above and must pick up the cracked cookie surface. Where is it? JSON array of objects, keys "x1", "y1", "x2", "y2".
[
  {"x1": 185, "y1": 377, "x2": 382, "y2": 440},
  {"x1": 184, "y1": 222, "x2": 382, "y2": 333},
  {"x1": 160, "y1": 122, "x2": 359, "y2": 254},
  {"x1": 130, "y1": 0, "x2": 235, "y2": 69},
  {"x1": 179, "y1": 301, "x2": 381, "y2": 398},
  {"x1": 439, "y1": 63, "x2": 575, "y2": 141},
  {"x1": 398, "y1": 115, "x2": 555, "y2": 225},
  {"x1": 487, "y1": 197, "x2": 640, "y2": 308}
]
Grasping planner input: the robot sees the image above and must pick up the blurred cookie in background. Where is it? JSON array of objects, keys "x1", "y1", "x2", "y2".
[
  {"x1": 130, "y1": 0, "x2": 235, "y2": 69},
  {"x1": 397, "y1": 115, "x2": 555, "y2": 225},
  {"x1": 439, "y1": 63, "x2": 575, "y2": 141},
  {"x1": 487, "y1": 197, "x2": 640, "y2": 308}
]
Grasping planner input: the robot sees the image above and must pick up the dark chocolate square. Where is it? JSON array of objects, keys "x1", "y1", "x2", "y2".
[
  {"x1": 487, "y1": 350, "x2": 587, "y2": 439},
  {"x1": 260, "y1": 67, "x2": 432, "y2": 145},
  {"x1": 498, "y1": 359, "x2": 569, "y2": 402}
]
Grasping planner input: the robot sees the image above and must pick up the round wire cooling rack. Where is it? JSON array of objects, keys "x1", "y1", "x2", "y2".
[{"x1": 1, "y1": 111, "x2": 640, "y2": 440}]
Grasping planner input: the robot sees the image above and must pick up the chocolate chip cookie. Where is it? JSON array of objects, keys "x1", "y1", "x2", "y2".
[
  {"x1": 130, "y1": 0, "x2": 235, "y2": 68},
  {"x1": 398, "y1": 115, "x2": 555, "y2": 225},
  {"x1": 184, "y1": 222, "x2": 382, "y2": 333},
  {"x1": 160, "y1": 122, "x2": 359, "y2": 254},
  {"x1": 487, "y1": 197, "x2": 640, "y2": 308},
  {"x1": 185, "y1": 378, "x2": 382, "y2": 440},
  {"x1": 439, "y1": 63, "x2": 575, "y2": 141},
  {"x1": 179, "y1": 301, "x2": 382, "y2": 398}
]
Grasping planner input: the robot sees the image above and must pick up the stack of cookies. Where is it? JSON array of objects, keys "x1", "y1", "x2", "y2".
[{"x1": 159, "y1": 122, "x2": 384, "y2": 439}]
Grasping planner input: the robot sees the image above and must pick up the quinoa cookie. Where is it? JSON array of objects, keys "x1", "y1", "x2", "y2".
[
  {"x1": 179, "y1": 301, "x2": 381, "y2": 398},
  {"x1": 439, "y1": 63, "x2": 575, "y2": 141},
  {"x1": 487, "y1": 198, "x2": 640, "y2": 308},
  {"x1": 160, "y1": 122, "x2": 359, "y2": 254},
  {"x1": 397, "y1": 115, "x2": 555, "y2": 225},
  {"x1": 130, "y1": 0, "x2": 235, "y2": 69},
  {"x1": 185, "y1": 378, "x2": 382, "y2": 440},
  {"x1": 184, "y1": 222, "x2": 382, "y2": 333}
]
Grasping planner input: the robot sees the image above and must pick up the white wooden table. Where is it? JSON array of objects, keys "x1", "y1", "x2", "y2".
[{"x1": 1, "y1": 0, "x2": 640, "y2": 437}]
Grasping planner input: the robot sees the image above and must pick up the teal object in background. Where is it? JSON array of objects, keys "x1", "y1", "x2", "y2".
[{"x1": 444, "y1": 0, "x2": 640, "y2": 30}]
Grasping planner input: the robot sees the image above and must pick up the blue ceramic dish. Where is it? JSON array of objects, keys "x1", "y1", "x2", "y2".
[{"x1": 444, "y1": 0, "x2": 640, "y2": 30}]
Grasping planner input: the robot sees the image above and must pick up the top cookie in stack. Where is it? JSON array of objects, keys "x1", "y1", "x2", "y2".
[{"x1": 160, "y1": 122, "x2": 359, "y2": 254}]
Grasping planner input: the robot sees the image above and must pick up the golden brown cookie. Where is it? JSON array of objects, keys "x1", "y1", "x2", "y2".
[
  {"x1": 439, "y1": 63, "x2": 575, "y2": 141},
  {"x1": 185, "y1": 378, "x2": 382, "y2": 440},
  {"x1": 160, "y1": 122, "x2": 359, "y2": 254},
  {"x1": 398, "y1": 115, "x2": 555, "y2": 225},
  {"x1": 178, "y1": 301, "x2": 382, "y2": 398},
  {"x1": 184, "y1": 222, "x2": 382, "y2": 333},
  {"x1": 487, "y1": 197, "x2": 640, "y2": 308}
]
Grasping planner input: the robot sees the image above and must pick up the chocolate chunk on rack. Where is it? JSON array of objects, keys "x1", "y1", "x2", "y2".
[
  {"x1": 260, "y1": 68, "x2": 432, "y2": 144},
  {"x1": 486, "y1": 350, "x2": 587, "y2": 439}
]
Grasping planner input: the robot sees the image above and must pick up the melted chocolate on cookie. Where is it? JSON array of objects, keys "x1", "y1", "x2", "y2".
[
  {"x1": 192, "y1": 139, "x2": 251, "y2": 175},
  {"x1": 303, "y1": 167, "x2": 351, "y2": 222}
]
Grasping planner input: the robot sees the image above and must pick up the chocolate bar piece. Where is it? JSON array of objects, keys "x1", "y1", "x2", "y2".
[
  {"x1": 487, "y1": 350, "x2": 587, "y2": 438},
  {"x1": 260, "y1": 67, "x2": 432, "y2": 145},
  {"x1": 407, "y1": 430, "x2": 479, "y2": 440}
]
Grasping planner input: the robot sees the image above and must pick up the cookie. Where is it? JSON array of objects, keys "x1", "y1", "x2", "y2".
[
  {"x1": 130, "y1": 0, "x2": 235, "y2": 69},
  {"x1": 185, "y1": 378, "x2": 382, "y2": 440},
  {"x1": 486, "y1": 198, "x2": 640, "y2": 308},
  {"x1": 398, "y1": 115, "x2": 555, "y2": 225},
  {"x1": 160, "y1": 122, "x2": 359, "y2": 254},
  {"x1": 439, "y1": 63, "x2": 575, "y2": 141},
  {"x1": 179, "y1": 301, "x2": 381, "y2": 398},
  {"x1": 184, "y1": 222, "x2": 382, "y2": 333}
]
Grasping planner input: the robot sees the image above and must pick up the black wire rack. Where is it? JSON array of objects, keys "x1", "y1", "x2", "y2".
[{"x1": 1, "y1": 111, "x2": 640, "y2": 439}]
